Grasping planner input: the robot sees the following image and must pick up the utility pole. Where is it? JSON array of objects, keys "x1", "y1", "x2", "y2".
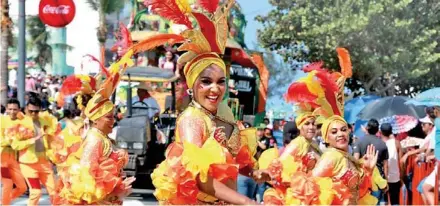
[{"x1": 17, "y1": 0, "x2": 26, "y2": 107}]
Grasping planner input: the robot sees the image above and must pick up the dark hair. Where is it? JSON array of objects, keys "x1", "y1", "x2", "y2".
[
  {"x1": 27, "y1": 96, "x2": 42, "y2": 108},
  {"x1": 366, "y1": 119, "x2": 379, "y2": 135},
  {"x1": 426, "y1": 106, "x2": 436, "y2": 119},
  {"x1": 73, "y1": 94, "x2": 93, "y2": 110},
  {"x1": 63, "y1": 109, "x2": 73, "y2": 119},
  {"x1": 7, "y1": 98, "x2": 21, "y2": 107},
  {"x1": 264, "y1": 128, "x2": 273, "y2": 137},
  {"x1": 1, "y1": 105, "x2": 5, "y2": 114},
  {"x1": 380, "y1": 123, "x2": 393, "y2": 137},
  {"x1": 283, "y1": 121, "x2": 299, "y2": 142}
]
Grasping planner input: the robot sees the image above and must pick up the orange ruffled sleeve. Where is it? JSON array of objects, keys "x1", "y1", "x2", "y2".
[{"x1": 60, "y1": 135, "x2": 124, "y2": 204}]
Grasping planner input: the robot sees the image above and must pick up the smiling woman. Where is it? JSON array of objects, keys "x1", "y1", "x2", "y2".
[{"x1": 145, "y1": 0, "x2": 273, "y2": 204}]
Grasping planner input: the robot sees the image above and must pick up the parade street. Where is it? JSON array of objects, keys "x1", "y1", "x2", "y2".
[{"x1": 11, "y1": 190, "x2": 158, "y2": 205}]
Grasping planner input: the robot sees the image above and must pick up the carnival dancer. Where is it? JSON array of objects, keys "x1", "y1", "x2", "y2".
[
  {"x1": 48, "y1": 75, "x2": 97, "y2": 204},
  {"x1": 10, "y1": 96, "x2": 58, "y2": 205},
  {"x1": 58, "y1": 49, "x2": 136, "y2": 204},
  {"x1": 260, "y1": 48, "x2": 353, "y2": 204},
  {"x1": 128, "y1": 0, "x2": 271, "y2": 204},
  {"x1": 0, "y1": 99, "x2": 27, "y2": 205},
  {"x1": 285, "y1": 115, "x2": 378, "y2": 205}
]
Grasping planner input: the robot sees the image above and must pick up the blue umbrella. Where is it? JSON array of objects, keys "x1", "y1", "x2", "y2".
[
  {"x1": 406, "y1": 87, "x2": 440, "y2": 107},
  {"x1": 344, "y1": 95, "x2": 380, "y2": 124}
]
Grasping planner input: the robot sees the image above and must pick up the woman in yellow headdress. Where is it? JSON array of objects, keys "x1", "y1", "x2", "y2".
[
  {"x1": 132, "y1": 0, "x2": 270, "y2": 204},
  {"x1": 260, "y1": 48, "x2": 354, "y2": 204},
  {"x1": 281, "y1": 115, "x2": 378, "y2": 205},
  {"x1": 58, "y1": 49, "x2": 136, "y2": 204}
]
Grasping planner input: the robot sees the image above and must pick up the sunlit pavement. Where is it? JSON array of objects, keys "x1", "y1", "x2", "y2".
[{"x1": 10, "y1": 189, "x2": 158, "y2": 205}]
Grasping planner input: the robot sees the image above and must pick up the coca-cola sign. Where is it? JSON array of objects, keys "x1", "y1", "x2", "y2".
[{"x1": 39, "y1": 0, "x2": 76, "y2": 28}]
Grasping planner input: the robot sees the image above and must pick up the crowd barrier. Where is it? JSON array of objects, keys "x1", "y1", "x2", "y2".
[{"x1": 400, "y1": 155, "x2": 438, "y2": 205}]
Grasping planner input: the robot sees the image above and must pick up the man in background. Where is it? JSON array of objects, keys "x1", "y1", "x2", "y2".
[
  {"x1": 380, "y1": 123, "x2": 402, "y2": 205},
  {"x1": 11, "y1": 96, "x2": 57, "y2": 205},
  {"x1": 1, "y1": 99, "x2": 28, "y2": 205},
  {"x1": 132, "y1": 82, "x2": 161, "y2": 120},
  {"x1": 354, "y1": 119, "x2": 389, "y2": 204}
]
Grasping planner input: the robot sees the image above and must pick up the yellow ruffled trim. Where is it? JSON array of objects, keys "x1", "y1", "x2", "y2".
[
  {"x1": 62, "y1": 164, "x2": 106, "y2": 204},
  {"x1": 284, "y1": 177, "x2": 335, "y2": 205},
  {"x1": 358, "y1": 193, "x2": 378, "y2": 205},
  {"x1": 280, "y1": 155, "x2": 300, "y2": 182},
  {"x1": 151, "y1": 161, "x2": 178, "y2": 201},
  {"x1": 181, "y1": 137, "x2": 227, "y2": 182}
]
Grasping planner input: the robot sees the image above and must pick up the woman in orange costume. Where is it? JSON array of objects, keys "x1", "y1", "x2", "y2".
[
  {"x1": 133, "y1": 0, "x2": 271, "y2": 204},
  {"x1": 48, "y1": 75, "x2": 97, "y2": 204},
  {"x1": 58, "y1": 49, "x2": 136, "y2": 204},
  {"x1": 273, "y1": 116, "x2": 378, "y2": 205}
]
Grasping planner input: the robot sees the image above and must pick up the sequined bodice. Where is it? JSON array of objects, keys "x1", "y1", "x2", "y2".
[
  {"x1": 176, "y1": 102, "x2": 241, "y2": 156},
  {"x1": 331, "y1": 149, "x2": 362, "y2": 204}
]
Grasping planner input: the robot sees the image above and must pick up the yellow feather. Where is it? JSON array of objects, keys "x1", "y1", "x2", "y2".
[{"x1": 176, "y1": 0, "x2": 191, "y2": 14}]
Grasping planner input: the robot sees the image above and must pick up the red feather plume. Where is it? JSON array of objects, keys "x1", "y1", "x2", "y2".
[
  {"x1": 111, "y1": 23, "x2": 133, "y2": 53},
  {"x1": 302, "y1": 61, "x2": 324, "y2": 73},
  {"x1": 285, "y1": 82, "x2": 318, "y2": 106},
  {"x1": 83, "y1": 54, "x2": 110, "y2": 77},
  {"x1": 60, "y1": 76, "x2": 83, "y2": 96},
  {"x1": 132, "y1": 34, "x2": 186, "y2": 53},
  {"x1": 146, "y1": 0, "x2": 193, "y2": 29},
  {"x1": 59, "y1": 75, "x2": 95, "y2": 96},
  {"x1": 314, "y1": 69, "x2": 341, "y2": 116},
  {"x1": 197, "y1": 0, "x2": 220, "y2": 13}
]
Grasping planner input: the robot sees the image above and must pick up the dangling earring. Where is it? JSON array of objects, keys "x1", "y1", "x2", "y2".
[{"x1": 187, "y1": 89, "x2": 193, "y2": 96}]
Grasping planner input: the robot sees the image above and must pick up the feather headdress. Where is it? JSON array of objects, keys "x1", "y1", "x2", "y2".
[
  {"x1": 285, "y1": 48, "x2": 353, "y2": 119},
  {"x1": 138, "y1": 0, "x2": 234, "y2": 88},
  {"x1": 83, "y1": 0, "x2": 235, "y2": 120}
]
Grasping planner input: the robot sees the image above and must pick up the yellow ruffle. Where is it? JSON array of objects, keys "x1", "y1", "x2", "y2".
[
  {"x1": 358, "y1": 193, "x2": 378, "y2": 205},
  {"x1": 151, "y1": 161, "x2": 178, "y2": 201},
  {"x1": 61, "y1": 163, "x2": 117, "y2": 204},
  {"x1": 258, "y1": 148, "x2": 279, "y2": 170},
  {"x1": 181, "y1": 137, "x2": 227, "y2": 182}
]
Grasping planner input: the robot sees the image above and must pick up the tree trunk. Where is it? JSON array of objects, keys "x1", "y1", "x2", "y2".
[
  {"x1": 98, "y1": 6, "x2": 106, "y2": 64},
  {"x1": 1, "y1": 0, "x2": 11, "y2": 106}
]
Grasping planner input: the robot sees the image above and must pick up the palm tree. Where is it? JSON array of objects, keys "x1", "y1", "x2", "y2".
[
  {"x1": 86, "y1": 0, "x2": 125, "y2": 64},
  {"x1": 27, "y1": 15, "x2": 52, "y2": 70},
  {"x1": 1, "y1": 0, "x2": 13, "y2": 105}
]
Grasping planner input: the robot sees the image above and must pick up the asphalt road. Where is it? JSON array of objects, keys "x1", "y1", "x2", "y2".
[{"x1": 11, "y1": 189, "x2": 158, "y2": 205}]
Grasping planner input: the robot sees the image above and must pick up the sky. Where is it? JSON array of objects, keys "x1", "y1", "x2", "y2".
[{"x1": 237, "y1": 0, "x2": 273, "y2": 50}]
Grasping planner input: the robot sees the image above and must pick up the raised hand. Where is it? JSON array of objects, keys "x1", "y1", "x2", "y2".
[
  {"x1": 362, "y1": 144, "x2": 378, "y2": 173},
  {"x1": 252, "y1": 169, "x2": 272, "y2": 184}
]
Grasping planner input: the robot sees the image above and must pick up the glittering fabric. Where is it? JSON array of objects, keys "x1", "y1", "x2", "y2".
[
  {"x1": 60, "y1": 128, "x2": 127, "y2": 205},
  {"x1": 152, "y1": 102, "x2": 257, "y2": 204}
]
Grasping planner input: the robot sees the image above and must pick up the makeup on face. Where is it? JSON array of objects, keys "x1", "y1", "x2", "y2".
[
  {"x1": 327, "y1": 121, "x2": 350, "y2": 151},
  {"x1": 193, "y1": 65, "x2": 226, "y2": 114}
]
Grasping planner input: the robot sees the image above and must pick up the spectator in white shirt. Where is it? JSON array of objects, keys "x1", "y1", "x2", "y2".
[
  {"x1": 132, "y1": 82, "x2": 160, "y2": 120},
  {"x1": 420, "y1": 116, "x2": 435, "y2": 153}
]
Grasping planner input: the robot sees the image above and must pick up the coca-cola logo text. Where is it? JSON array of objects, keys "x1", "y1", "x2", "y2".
[
  {"x1": 42, "y1": 5, "x2": 70, "y2": 15},
  {"x1": 39, "y1": 0, "x2": 76, "y2": 28}
]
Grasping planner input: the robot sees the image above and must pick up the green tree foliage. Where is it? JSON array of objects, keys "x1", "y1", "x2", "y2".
[
  {"x1": 27, "y1": 15, "x2": 52, "y2": 69},
  {"x1": 256, "y1": 0, "x2": 440, "y2": 96}
]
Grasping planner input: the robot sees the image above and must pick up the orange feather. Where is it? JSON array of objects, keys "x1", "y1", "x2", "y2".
[
  {"x1": 131, "y1": 34, "x2": 185, "y2": 53},
  {"x1": 178, "y1": 42, "x2": 203, "y2": 54},
  {"x1": 336, "y1": 47, "x2": 352, "y2": 78}
]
